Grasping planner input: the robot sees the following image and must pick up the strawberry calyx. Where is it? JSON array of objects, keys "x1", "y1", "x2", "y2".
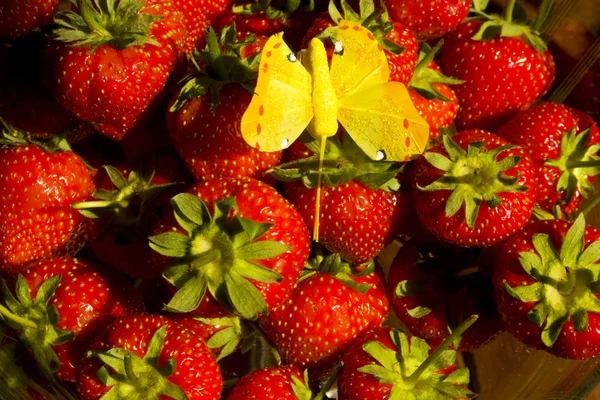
[
  {"x1": 289, "y1": 369, "x2": 313, "y2": 400},
  {"x1": 270, "y1": 131, "x2": 402, "y2": 191},
  {"x1": 358, "y1": 316, "x2": 478, "y2": 399},
  {"x1": 149, "y1": 194, "x2": 289, "y2": 320},
  {"x1": 544, "y1": 126, "x2": 600, "y2": 205},
  {"x1": 194, "y1": 316, "x2": 249, "y2": 360},
  {"x1": 87, "y1": 325, "x2": 187, "y2": 399},
  {"x1": 52, "y1": 0, "x2": 163, "y2": 51},
  {"x1": 318, "y1": 0, "x2": 404, "y2": 55},
  {"x1": 0, "y1": 117, "x2": 74, "y2": 154},
  {"x1": 298, "y1": 252, "x2": 375, "y2": 294},
  {"x1": 232, "y1": 0, "x2": 315, "y2": 19},
  {"x1": 170, "y1": 25, "x2": 260, "y2": 112},
  {"x1": 0, "y1": 276, "x2": 74, "y2": 381},
  {"x1": 71, "y1": 163, "x2": 179, "y2": 227},
  {"x1": 418, "y1": 135, "x2": 528, "y2": 229},
  {"x1": 503, "y1": 214, "x2": 600, "y2": 347},
  {"x1": 469, "y1": 0, "x2": 553, "y2": 51},
  {"x1": 408, "y1": 41, "x2": 464, "y2": 102}
]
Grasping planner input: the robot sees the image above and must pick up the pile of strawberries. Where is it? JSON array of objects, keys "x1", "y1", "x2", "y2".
[{"x1": 0, "y1": 0, "x2": 599, "y2": 398}]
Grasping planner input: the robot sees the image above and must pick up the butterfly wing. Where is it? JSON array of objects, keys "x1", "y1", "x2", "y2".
[
  {"x1": 241, "y1": 33, "x2": 314, "y2": 152},
  {"x1": 337, "y1": 81, "x2": 430, "y2": 161},
  {"x1": 330, "y1": 20, "x2": 429, "y2": 161}
]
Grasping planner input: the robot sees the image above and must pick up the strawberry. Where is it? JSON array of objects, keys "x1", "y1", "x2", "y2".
[
  {"x1": 174, "y1": 0, "x2": 235, "y2": 52},
  {"x1": 412, "y1": 130, "x2": 537, "y2": 247},
  {"x1": 0, "y1": 122, "x2": 95, "y2": 277},
  {"x1": 495, "y1": 102, "x2": 600, "y2": 216},
  {"x1": 72, "y1": 155, "x2": 190, "y2": 279},
  {"x1": 439, "y1": 0, "x2": 555, "y2": 131},
  {"x1": 218, "y1": 0, "x2": 317, "y2": 50},
  {"x1": 383, "y1": 0, "x2": 472, "y2": 40},
  {"x1": 43, "y1": 0, "x2": 186, "y2": 140},
  {"x1": 301, "y1": 0, "x2": 418, "y2": 85},
  {"x1": 493, "y1": 215, "x2": 600, "y2": 359},
  {"x1": 0, "y1": 0, "x2": 59, "y2": 39},
  {"x1": 388, "y1": 241, "x2": 503, "y2": 351},
  {"x1": 407, "y1": 41, "x2": 463, "y2": 145},
  {"x1": 167, "y1": 26, "x2": 282, "y2": 184},
  {"x1": 77, "y1": 314, "x2": 222, "y2": 399},
  {"x1": 149, "y1": 177, "x2": 310, "y2": 320},
  {"x1": 259, "y1": 253, "x2": 390, "y2": 372},
  {"x1": 0, "y1": 258, "x2": 144, "y2": 382},
  {"x1": 337, "y1": 317, "x2": 478, "y2": 400},
  {"x1": 226, "y1": 365, "x2": 314, "y2": 400}
]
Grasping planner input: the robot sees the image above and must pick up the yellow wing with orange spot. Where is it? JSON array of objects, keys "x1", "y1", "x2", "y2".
[
  {"x1": 240, "y1": 33, "x2": 314, "y2": 152},
  {"x1": 330, "y1": 20, "x2": 430, "y2": 162}
]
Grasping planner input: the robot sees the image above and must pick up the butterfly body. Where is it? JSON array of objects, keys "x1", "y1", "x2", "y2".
[{"x1": 241, "y1": 20, "x2": 429, "y2": 162}]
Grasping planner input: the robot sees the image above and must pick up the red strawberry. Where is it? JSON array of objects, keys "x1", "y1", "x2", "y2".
[
  {"x1": 149, "y1": 177, "x2": 310, "y2": 320},
  {"x1": 301, "y1": 0, "x2": 418, "y2": 85},
  {"x1": 407, "y1": 41, "x2": 462, "y2": 145},
  {"x1": 259, "y1": 253, "x2": 390, "y2": 372},
  {"x1": 43, "y1": 0, "x2": 186, "y2": 140},
  {"x1": 337, "y1": 317, "x2": 478, "y2": 400},
  {"x1": 412, "y1": 130, "x2": 537, "y2": 247},
  {"x1": 227, "y1": 365, "x2": 313, "y2": 400},
  {"x1": 174, "y1": 0, "x2": 235, "y2": 52},
  {"x1": 383, "y1": 0, "x2": 472, "y2": 40},
  {"x1": 388, "y1": 241, "x2": 503, "y2": 350},
  {"x1": 77, "y1": 314, "x2": 222, "y2": 399},
  {"x1": 495, "y1": 102, "x2": 600, "y2": 216},
  {"x1": 493, "y1": 215, "x2": 600, "y2": 359},
  {"x1": 0, "y1": 123, "x2": 95, "y2": 277},
  {"x1": 439, "y1": 0, "x2": 555, "y2": 131},
  {"x1": 0, "y1": 0, "x2": 59, "y2": 39},
  {"x1": 72, "y1": 155, "x2": 191, "y2": 279},
  {"x1": 167, "y1": 26, "x2": 281, "y2": 184},
  {"x1": 0, "y1": 258, "x2": 143, "y2": 382}
]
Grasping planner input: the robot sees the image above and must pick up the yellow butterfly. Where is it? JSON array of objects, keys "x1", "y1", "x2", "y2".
[{"x1": 241, "y1": 20, "x2": 429, "y2": 240}]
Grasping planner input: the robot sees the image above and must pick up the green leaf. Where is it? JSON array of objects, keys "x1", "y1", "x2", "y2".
[
  {"x1": 171, "y1": 193, "x2": 210, "y2": 233},
  {"x1": 235, "y1": 241, "x2": 290, "y2": 260},
  {"x1": 157, "y1": 358, "x2": 177, "y2": 377},
  {"x1": 362, "y1": 341, "x2": 398, "y2": 371},
  {"x1": 14, "y1": 276, "x2": 32, "y2": 307},
  {"x1": 149, "y1": 232, "x2": 190, "y2": 258},
  {"x1": 104, "y1": 166, "x2": 127, "y2": 189},
  {"x1": 572, "y1": 308, "x2": 589, "y2": 332},
  {"x1": 501, "y1": 21, "x2": 523, "y2": 37},
  {"x1": 407, "y1": 306, "x2": 433, "y2": 319},
  {"x1": 233, "y1": 216, "x2": 273, "y2": 241},
  {"x1": 328, "y1": 0, "x2": 343, "y2": 23},
  {"x1": 224, "y1": 273, "x2": 268, "y2": 320},
  {"x1": 143, "y1": 325, "x2": 167, "y2": 365},
  {"x1": 578, "y1": 241, "x2": 600, "y2": 269},
  {"x1": 159, "y1": 381, "x2": 188, "y2": 400},
  {"x1": 503, "y1": 281, "x2": 543, "y2": 302},
  {"x1": 561, "y1": 214, "x2": 585, "y2": 267},
  {"x1": 471, "y1": 20, "x2": 503, "y2": 41},
  {"x1": 163, "y1": 273, "x2": 207, "y2": 313},
  {"x1": 445, "y1": 186, "x2": 467, "y2": 218},
  {"x1": 395, "y1": 280, "x2": 427, "y2": 297},
  {"x1": 33, "y1": 275, "x2": 61, "y2": 306},
  {"x1": 541, "y1": 314, "x2": 569, "y2": 347},
  {"x1": 235, "y1": 260, "x2": 283, "y2": 284},
  {"x1": 527, "y1": 302, "x2": 549, "y2": 326},
  {"x1": 442, "y1": 135, "x2": 466, "y2": 162},
  {"x1": 424, "y1": 152, "x2": 453, "y2": 172}
]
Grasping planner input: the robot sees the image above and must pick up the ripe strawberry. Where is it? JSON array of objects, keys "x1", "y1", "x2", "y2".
[
  {"x1": 412, "y1": 130, "x2": 537, "y2": 247},
  {"x1": 301, "y1": 0, "x2": 418, "y2": 85},
  {"x1": 0, "y1": 123, "x2": 95, "y2": 277},
  {"x1": 337, "y1": 318, "x2": 478, "y2": 400},
  {"x1": 219, "y1": 0, "x2": 316, "y2": 50},
  {"x1": 227, "y1": 366, "x2": 313, "y2": 400},
  {"x1": 72, "y1": 155, "x2": 190, "y2": 279},
  {"x1": 383, "y1": 0, "x2": 472, "y2": 40},
  {"x1": 167, "y1": 26, "x2": 281, "y2": 184},
  {"x1": 259, "y1": 253, "x2": 390, "y2": 372},
  {"x1": 493, "y1": 215, "x2": 600, "y2": 359},
  {"x1": 439, "y1": 0, "x2": 555, "y2": 131},
  {"x1": 388, "y1": 241, "x2": 503, "y2": 350},
  {"x1": 495, "y1": 102, "x2": 600, "y2": 216},
  {"x1": 43, "y1": 0, "x2": 186, "y2": 140},
  {"x1": 0, "y1": 258, "x2": 144, "y2": 382},
  {"x1": 149, "y1": 177, "x2": 310, "y2": 320},
  {"x1": 174, "y1": 0, "x2": 235, "y2": 52},
  {"x1": 0, "y1": 0, "x2": 59, "y2": 39},
  {"x1": 77, "y1": 314, "x2": 222, "y2": 399},
  {"x1": 407, "y1": 41, "x2": 462, "y2": 145}
]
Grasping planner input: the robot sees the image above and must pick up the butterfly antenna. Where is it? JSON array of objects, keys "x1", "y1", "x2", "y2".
[{"x1": 313, "y1": 136, "x2": 327, "y2": 242}]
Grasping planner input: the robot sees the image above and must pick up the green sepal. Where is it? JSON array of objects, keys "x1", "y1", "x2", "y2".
[
  {"x1": 505, "y1": 213, "x2": 600, "y2": 347},
  {"x1": 419, "y1": 135, "x2": 527, "y2": 229},
  {"x1": 407, "y1": 306, "x2": 433, "y2": 319},
  {"x1": 53, "y1": 0, "x2": 163, "y2": 51},
  {"x1": 240, "y1": 323, "x2": 282, "y2": 372},
  {"x1": 290, "y1": 369, "x2": 313, "y2": 400},
  {"x1": 151, "y1": 195, "x2": 289, "y2": 319},
  {"x1": 269, "y1": 131, "x2": 402, "y2": 191},
  {"x1": 299, "y1": 252, "x2": 373, "y2": 293},
  {"x1": 0, "y1": 118, "x2": 77, "y2": 155},
  {"x1": 88, "y1": 325, "x2": 188, "y2": 400},
  {"x1": 171, "y1": 24, "x2": 260, "y2": 112},
  {"x1": 195, "y1": 316, "x2": 247, "y2": 360},
  {"x1": 409, "y1": 41, "x2": 464, "y2": 102},
  {"x1": 545, "y1": 127, "x2": 600, "y2": 205}
]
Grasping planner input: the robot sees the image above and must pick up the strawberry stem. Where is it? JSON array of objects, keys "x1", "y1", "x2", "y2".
[
  {"x1": 206, "y1": 28, "x2": 230, "y2": 81},
  {"x1": 404, "y1": 315, "x2": 478, "y2": 387},
  {"x1": 0, "y1": 304, "x2": 38, "y2": 329},
  {"x1": 504, "y1": 0, "x2": 516, "y2": 23}
]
